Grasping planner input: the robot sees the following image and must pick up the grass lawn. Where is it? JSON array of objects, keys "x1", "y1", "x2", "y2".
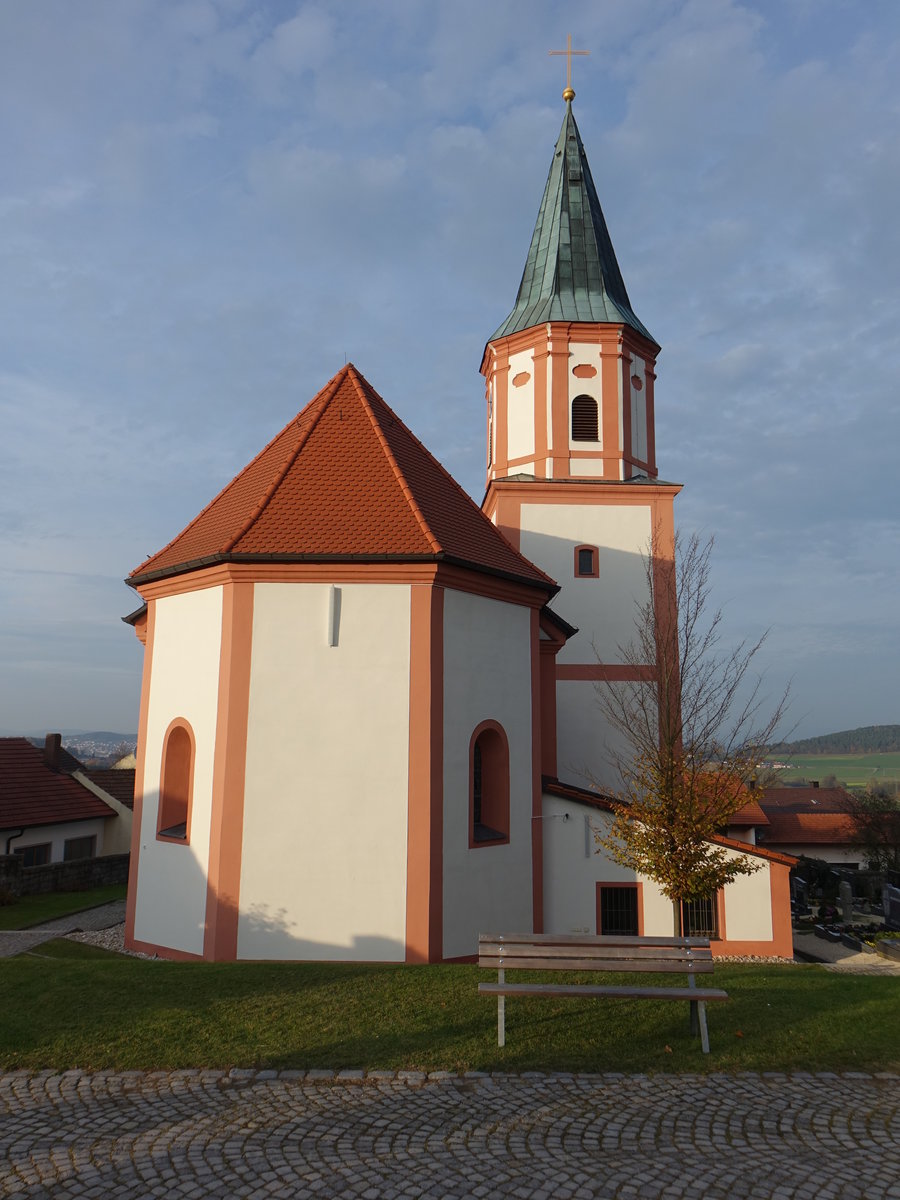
[
  {"x1": 1, "y1": 948, "x2": 897, "y2": 1074},
  {"x1": 0, "y1": 885, "x2": 127, "y2": 931}
]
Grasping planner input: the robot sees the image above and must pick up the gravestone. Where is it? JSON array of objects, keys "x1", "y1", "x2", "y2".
[{"x1": 839, "y1": 880, "x2": 853, "y2": 925}]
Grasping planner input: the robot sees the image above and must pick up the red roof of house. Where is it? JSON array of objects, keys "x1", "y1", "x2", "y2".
[
  {"x1": 86, "y1": 769, "x2": 136, "y2": 811},
  {"x1": 729, "y1": 799, "x2": 769, "y2": 827},
  {"x1": 758, "y1": 811, "x2": 857, "y2": 847},
  {"x1": 0, "y1": 738, "x2": 116, "y2": 829},
  {"x1": 129, "y1": 365, "x2": 555, "y2": 594},
  {"x1": 760, "y1": 786, "x2": 852, "y2": 814}
]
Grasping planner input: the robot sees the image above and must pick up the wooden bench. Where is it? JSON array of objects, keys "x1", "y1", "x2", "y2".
[{"x1": 478, "y1": 932, "x2": 729, "y2": 1053}]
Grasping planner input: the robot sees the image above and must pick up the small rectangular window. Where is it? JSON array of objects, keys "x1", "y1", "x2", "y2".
[
  {"x1": 598, "y1": 885, "x2": 639, "y2": 935},
  {"x1": 682, "y1": 896, "x2": 719, "y2": 939},
  {"x1": 14, "y1": 844, "x2": 51, "y2": 867},
  {"x1": 575, "y1": 545, "x2": 599, "y2": 577},
  {"x1": 64, "y1": 835, "x2": 96, "y2": 862}
]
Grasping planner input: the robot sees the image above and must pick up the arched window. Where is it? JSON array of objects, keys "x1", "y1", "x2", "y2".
[
  {"x1": 571, "y1": 394, "x2": 599, "y2": 441},
  {"x1": 470, "y1": 722, "x2": 510, "y2": 847},
  {"x1": 157, "y1": 720, "x2": 194, "y2": 842}
]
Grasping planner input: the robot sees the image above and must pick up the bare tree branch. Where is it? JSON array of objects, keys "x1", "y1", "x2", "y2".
[{"x1": 593, "y1": 531, "x2": 791, "y2": 923}]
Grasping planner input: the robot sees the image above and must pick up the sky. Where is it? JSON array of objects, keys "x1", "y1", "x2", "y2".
[{"x1": 1, "y1": 0, "x2": 898, "y2": 740}]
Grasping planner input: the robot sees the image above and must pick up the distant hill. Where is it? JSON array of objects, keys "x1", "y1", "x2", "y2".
[{"x1": 771, "y1": 725, "x2": 900, "y2": 755}]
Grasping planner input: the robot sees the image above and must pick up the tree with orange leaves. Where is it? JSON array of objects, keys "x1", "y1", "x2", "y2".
[{"x1": 594, "y1": 532, "x2": 790, "y2": 934}]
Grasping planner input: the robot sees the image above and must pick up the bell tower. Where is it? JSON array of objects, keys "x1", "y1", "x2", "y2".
[{"x1": 481, "y1": 89, "x2": 680, "y2": 792}]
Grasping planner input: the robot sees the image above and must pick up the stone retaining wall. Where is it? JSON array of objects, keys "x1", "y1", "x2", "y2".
[{"x1": 0, "y1": 853, "x2": 130, "y2": 898}]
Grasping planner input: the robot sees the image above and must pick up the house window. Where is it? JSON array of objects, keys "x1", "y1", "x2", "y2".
[
  {"x1": 470, "y1": 721, "x2": 510, "y2": 847},
  {"x1": 64, "y1": 835, "x2": 96, "y2": 862},
  {"x1": 157, "y1": 720, "x2": 195, "y2": 842},
  {"x1": 682, "y1": 896, "x2": 720, "y2": 939},
  {"x1": 574, "y1": 545, "x2": 599, "y2": 577},
  {"x1": 14, "y1": 844, "x2": 51, "y2": 867},
  {"x1": 597, "y1": 884, "x2": 641, "y2": 936},
  {"x1": 571, "y1": 394, "x2": 598, "y2": 441}
]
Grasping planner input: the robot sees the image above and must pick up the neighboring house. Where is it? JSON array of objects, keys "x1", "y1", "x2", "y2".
[
  {"x1": 0, "y1": 735, "x2": 133, "y2": 864},
  {"x1": 123, "y1": 95, "x2": 795, "y2": 963},
  {"x1": 757, "y1": 786, "x2": 861, "y2": 867}
]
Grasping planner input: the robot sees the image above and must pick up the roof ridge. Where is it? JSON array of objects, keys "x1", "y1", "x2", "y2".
[
  {"x1": 220, "y1": 368, "x2": 344, "y2": 555},
  {"x1": 347, "y1": 367, "x2": 442, "y2": 556},
  {"x1": 351, "y1": 371, "x2": 555, "y2": 587}
]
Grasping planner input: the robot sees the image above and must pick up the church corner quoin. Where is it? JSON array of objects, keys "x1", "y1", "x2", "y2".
[{"x1": 124, "y1": 98, "x2": 795, "y2": 964}]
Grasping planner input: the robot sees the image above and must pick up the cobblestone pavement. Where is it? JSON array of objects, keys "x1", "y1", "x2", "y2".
[
  {"x1": 1, "y1": 1069, "x2": 898, "y2": 1199},
  {"x1": 0, "y1": 901, "x2": 127, "y2": 959}
]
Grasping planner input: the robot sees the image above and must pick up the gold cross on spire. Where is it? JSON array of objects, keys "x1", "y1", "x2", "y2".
[{"x1": 549, "y1": 34, "x2": 589, "y2": 102}]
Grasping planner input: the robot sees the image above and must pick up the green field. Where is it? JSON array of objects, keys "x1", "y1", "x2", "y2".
[{"x1": 771, "y1": 752, "x2": 900, "y2": 790}]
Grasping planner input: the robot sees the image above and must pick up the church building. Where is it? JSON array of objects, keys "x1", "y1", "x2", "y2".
[{"x1": 124, "y1": 93, "x2": 794, "y2": 962}]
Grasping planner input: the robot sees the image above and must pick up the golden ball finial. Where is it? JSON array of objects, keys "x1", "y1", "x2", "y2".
[{"x1": 563, "y1": 86, "x2": 575, "y2": 102}]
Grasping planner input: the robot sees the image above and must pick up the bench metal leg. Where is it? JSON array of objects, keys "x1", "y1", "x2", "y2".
[
  {"x1": 698, "y1": 1001, "x2": 710, "y2": 1054},
  {"x1": 497, "y1": 968, "x2": 505, "y2": 1047},
  {"x1": 688, "y1": 975, "x2": 709, "y2": 1053}
]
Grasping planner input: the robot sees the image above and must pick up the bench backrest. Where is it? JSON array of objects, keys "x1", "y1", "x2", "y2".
[{"x1": 478, "y1": 932, "x2": 714, "y2": 974}]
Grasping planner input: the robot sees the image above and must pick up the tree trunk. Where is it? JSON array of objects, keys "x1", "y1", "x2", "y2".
[{"x1": 672, "y1": 899, "x2": 682, "y2": 937}]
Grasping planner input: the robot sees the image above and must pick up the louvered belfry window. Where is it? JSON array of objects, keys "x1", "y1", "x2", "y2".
[{"x1": 571, "y1": 394, "x2": 598, "y2": 441}]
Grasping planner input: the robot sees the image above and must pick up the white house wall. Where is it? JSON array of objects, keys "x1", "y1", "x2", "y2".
[
  {"x1": 542, "y1": 794, "x2": 671, "y2": 934},
  {"x1": 134, "y1": 586, "x2": 223, "y2": 957},
  {"x1": 441, "y1": 589, "x2": 535, "y2": 960},
  {"x1": 542, "y1": 794, "x2": 780, "y2": 947},
  {"x1": 238, "y1": 582, "x2": 411, "y2": 961},
  {"x1": 722, "y1": 851, "x2": 773, "y2": 942},
  {"x1": 554, "y1": 678, "x2": 644, "y2": 793},
  {"x1": 518, "y1": 502, "x2": 651, "y2": 664},
  {"x1": 6, "y1": 817, "x2": 108, "y2": 864}
]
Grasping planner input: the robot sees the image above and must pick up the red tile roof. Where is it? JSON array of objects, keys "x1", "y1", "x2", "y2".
[
  {"x1": 0, "y1": 738, "x2": 116, "y2": 829},
  {"x1": 760, "y1": 786, "x2": 852, "y2": 814},
  {"x1": 130, "y1": 365, "x2": 555, "y2": 594},
  {"x1": 758, "y1": 812, "x2": 857, "y2": 847},
  {"x1": 86, "y1": 769, "x2": 136, "y2": 811},
  {"x1": 729, "y1": 799, "x2": 769, "y2": 827}
]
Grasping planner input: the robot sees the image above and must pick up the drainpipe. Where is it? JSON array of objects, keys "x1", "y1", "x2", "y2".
[{"x1": 5, "y1": 829, "x2": 24, "y2": 855}]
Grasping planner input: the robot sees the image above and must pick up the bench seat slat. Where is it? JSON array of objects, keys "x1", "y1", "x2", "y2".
[
  {"x1": 478, "y1": 955, "x2": 714, "y2": 973},
  {"x1": 479, "y1": 943, "x2": 713, "y2": 963},
  {"x1": 480, "y1": 932, "x2": 711, "y2": 948},
  {"x1": 479, "y1": 981, "x2": 729, "y2": 1002}
]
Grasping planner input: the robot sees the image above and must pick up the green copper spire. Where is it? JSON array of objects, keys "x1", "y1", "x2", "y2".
[{"x1": 490, "y1": 102, "x2": 655, "y2": 345}]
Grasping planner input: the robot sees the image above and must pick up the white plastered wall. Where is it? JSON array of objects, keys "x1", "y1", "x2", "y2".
[
  {"x1": 629, "y1": 355, "x2": 648, "y2": 464},
  {"x1": 134, "y1": 586, "x2": 223, "y2": 956},
  {"x1": 506, "y1": 348, "x2": 536, "y2": 464},
  {"x1": 568, "y1": 342, "x2": 603, "y2": 452},
  {"x1": 239, "y1": 582, "x2": 411, "y2": 961},
  {"x1": 6, "y1": 818, "x2": 108, "y2": 863},
  {"x1": 441, "y1": 589, "x2": 535, "y2": 959},
  {"x1": 519, "y1": 502, "x2": 651, "y2": 664},
  {"x1": 543, "y1": 795, "x2": 779, "y2": 947},
  {"x1": 519, "y1": 502, "x2": 652, "y2": 793},
  {"x1": 721, "y1": 847, "x2": 772, "y2": 942},
  {"x1": 542, "y1": 795, "x2": 671, "y2": 934}
]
